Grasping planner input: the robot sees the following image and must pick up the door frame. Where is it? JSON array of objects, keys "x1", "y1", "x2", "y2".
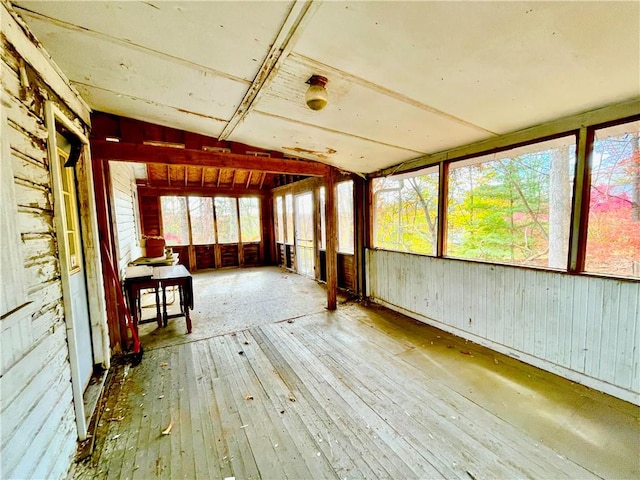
[
  {"x1": 294, "y1": 191, "x2": 315, "y2": 277},
  {"x1": 45, "y1": 102, "x2": 110, "y2": 440}
]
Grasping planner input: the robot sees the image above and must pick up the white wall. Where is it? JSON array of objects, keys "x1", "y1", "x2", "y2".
[
  {"x1": 0, "y1": 4, "x2": 97, "y2": 478},
  {"x1": 367, "y1": 249, "x2": 640, "y2": 405},
  {"x1": 109, "y1": 161, "x2": 142, "y2": 275}
]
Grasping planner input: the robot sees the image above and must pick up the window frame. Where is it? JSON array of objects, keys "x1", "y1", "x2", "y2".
[{"x1": 368, "y1": 113, "x2": 640, "y2": 282}]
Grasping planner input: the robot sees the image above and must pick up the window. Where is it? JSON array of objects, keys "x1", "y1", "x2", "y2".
[
  {"x1": 161, "y1": 196, "x2": 189, "y2": 246},
  {"x1": 337, "y1": 180, "x2": 354, "y2": 254},
  {"x1": 275, "y1": 196, "x2": 284, "y2": 243},
  {"x1": 188, "y1": 196, "x2": 215, "y2": 245},
  {"x1": 214, "y1": 197, "x2": 239, "y2": 243},
  {"x1": 239, "y1": 197, "x2": 261, "y2": 242},
  {"x1": 585, "y1": 120, "x2": 640, "y2": 278},
  {"x1": 285, "y1": 194, "x2": 294, "y2": 244},
  {"x1": 373, "y1": 166, "x2": 439, "y2": 255},
  {"x1": 59, "y1": 151, "x2": 82, "y2": 272},
  {"x1": 447, "y1": 136, "x2": 576, "y2": 268}
]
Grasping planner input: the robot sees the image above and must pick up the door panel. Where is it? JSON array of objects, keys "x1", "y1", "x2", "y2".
[
  {"x1": 58, "y1": 145, "x2": 93, "y2": 390},
  {"x1": 295, "y1": 192, "x2": 314, "y2": 277}
]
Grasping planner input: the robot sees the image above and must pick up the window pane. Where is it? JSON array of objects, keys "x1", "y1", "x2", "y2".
[
  {"x1": 275, "y1": 196, "x2": 284, "y2": 243},
  {"x1": 214, "y1": 197, "x2": 239, "y2": 243},
  {"x1": 285, "y1": 194, "x2": 294, "y2": 244},
  {"x1": 188, "y1": 197, "x2": 215, "y2": 245},
  {"x1": 585, "y1": 120, "x2": 640, "y2": 278},
  {"x1": 319, "y1": 187, "x2": 326, "y2": 249},
  {"x1": 239, "y1": 197, "x2": 261, "y2": 243},
  {"x1": 337, "y1": 181, "x2": 354, "y2": 254},
  {"x1": 373, "y1": 166, "x2": 439, "y2": 255},
  {"x1": 447, "y1": 136, "x2": 576, "y2": 268},
  {"x1": 161, "y1": 196, "x2": 189, "y2": 246}
]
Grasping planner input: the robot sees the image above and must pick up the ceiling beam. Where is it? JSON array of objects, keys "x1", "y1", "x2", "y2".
[
  {"x1": 218, "y1": 0, "x2": 320, "y2": 141},
  {"x1": 138, "y1": 185, "x2": 267, "y2": 197},
  {"x1": 92, "y1": 140, "x2": 329, "y2": 176}
]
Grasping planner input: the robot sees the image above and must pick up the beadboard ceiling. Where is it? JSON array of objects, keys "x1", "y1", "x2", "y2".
[{"x1": 11, "y1": 1, "x2": 640, "y2": 174}]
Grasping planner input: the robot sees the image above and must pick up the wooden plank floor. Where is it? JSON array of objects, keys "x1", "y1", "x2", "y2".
[{"x1": 74, "y1": 268, "x2": 639, "y2": 479}]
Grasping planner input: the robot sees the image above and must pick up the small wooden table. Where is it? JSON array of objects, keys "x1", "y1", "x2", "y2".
[
  {"x1": 124, "y1": 264, "x2": 193, "y2": 334},
  {"x1": 154, "y1": 265, "x2": 193, "y2": 333},
  {"x1": 124, "y1": 266, "x2": 161, "y2": 334}
]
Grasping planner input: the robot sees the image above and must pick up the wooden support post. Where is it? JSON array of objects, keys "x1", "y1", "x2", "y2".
[
  {"x1": 236, "y1": 198, "x2": 244, "y2": 266},
  {"x1": 568, "y1": 127, "x2": 591, "y2": 273},
  {"x1": 354, "y1": 176, "x2": 367, "y2": 297},
  {"x1": 185, "y1": 197, "x2": 197, "y2": 271},
  {"x1": 325, "y1": 168, "x2": 338, "y2": 310},
  {"x1": 92, "y1": 157, "x2": 125, "y2": 352},
  {"x1": 313, "y1": 186, "x2": 322, "y2": 281}
]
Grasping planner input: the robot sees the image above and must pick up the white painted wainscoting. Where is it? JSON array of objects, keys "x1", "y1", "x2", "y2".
[{"x1": 366, "y1": 249, "x2": 640, "y2": 405}]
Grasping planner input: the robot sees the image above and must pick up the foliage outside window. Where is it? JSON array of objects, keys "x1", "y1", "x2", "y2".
[
  {"x1": 161, "y1": 196, "x2": 189, "y2": 246},
  {"x1": 585, "y1": 120, "x2": 640, "y2": 278},
  {"x1": 188, "y1": 196, "x2": 215, "y2": 245},
  {"x1": 275, "y1": 196, "x2": 284, "y2": 243},
  {"x1": 285, "y1": 194, "x2": 294, "y2": 244},
  {"x1": 215, "y1": 197, "x2": 239, "y2": 244},
  {"x1": 447, "y1": 136, "x2": 576, "y2": 268},
  {"x1": 337, "y1": 181, "x2": 354, "y2": 254},
  {"x1": 373, "y1": 167, "x2": 439, "y2": 255},
  {"x1": 239, "y1": 197, "x2": 261, "y2": 242}
]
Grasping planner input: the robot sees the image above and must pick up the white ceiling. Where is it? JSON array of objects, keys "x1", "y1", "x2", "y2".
[{"x1": 11, "y1": 1, "x2": 640, "y2": 174}]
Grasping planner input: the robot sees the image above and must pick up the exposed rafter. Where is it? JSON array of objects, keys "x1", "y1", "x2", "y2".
[{"x1": 92, "y1": 140, "x2": 329, "y2": 176}]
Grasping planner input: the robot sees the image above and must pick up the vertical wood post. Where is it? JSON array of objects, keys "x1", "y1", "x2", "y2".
[
  {"x1": 313, "y1": 186, "x2": 322, "y2": 280},
  {"x1": 354, "y1": 176, "x2": 367, "y2": 297},
  {"x1": 236, "y1": 198, "x2": 244, "y2": 266},
  {"x1": 260, "y1": 195, "x2": 270, "y2": 264},
  {"x1": 185, "y1": 197, "x2": 197, "y2": 271},
  {"x1": 92, "y1": 157, "x2": 124, "y2": 353},
  {"x1": 437, "y1": 161, "x2": 448, "y2": 257},
  {"x1": 568, "y1": 127, "x2": 591, "y2": 273},
  {"x1": 325, "y1": 168, "x2": 338, "y2": 310}
]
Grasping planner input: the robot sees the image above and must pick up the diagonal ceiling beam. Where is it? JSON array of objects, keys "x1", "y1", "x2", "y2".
[
  {"x1": 218, "y1": 0, "x2": 320, "y2": 141},
  {"x1": 92, "y1": 140, "x2": 329, "y2": 176}
]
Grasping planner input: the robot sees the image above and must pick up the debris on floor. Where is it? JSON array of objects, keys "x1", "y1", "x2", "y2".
[{"x1": 161, "y1": 421, "x2": 173, "y2": 435}]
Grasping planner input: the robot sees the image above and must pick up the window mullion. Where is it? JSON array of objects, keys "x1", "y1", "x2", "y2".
[{"x1": 568, "y1": 127, "x2": 591, "y2": 273}]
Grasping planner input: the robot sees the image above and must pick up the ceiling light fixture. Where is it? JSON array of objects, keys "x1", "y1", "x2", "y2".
[{"x1": 305, "y1": 75, "x2": 328, "y2": 111}]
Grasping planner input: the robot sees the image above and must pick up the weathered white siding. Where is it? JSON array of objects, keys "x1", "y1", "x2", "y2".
[
  {"x1": 367, "y1": 249, "x2": 640, "y2": 405},
  {"x1": 109, "y1": 161, "x2": 142, "y2": 275},
  {"x1": 1, "y1": 4, "x2": 98, "y2": 478}
]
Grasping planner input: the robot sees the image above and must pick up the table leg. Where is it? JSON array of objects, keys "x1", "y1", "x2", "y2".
[
  {"x1": 155, "y1": 286, "x2": 162, "y2": 328},
  {"x1": 162, "y1": 285, "x2": 168, "y2": 327}
]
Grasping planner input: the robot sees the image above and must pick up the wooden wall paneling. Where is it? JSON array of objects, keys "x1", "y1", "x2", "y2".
[
  {"x1": 194, "y1": 245, "x2": 216, "y2": 269},
  {"x1": 243, "y1": 243, "x2": 260, "y2": 266},
  {"x1": 139, "y1": 193, "x2": 161, "y2": 236},
  {"x1": 367, "y1": 250, "x2": 640, "y2": 405},
  {"x1": 169, "y1": 245, "x2": 190, "y2": 270},
  {"x1": 220, "y1": 244, "x2": 240, "y2": 268},
  {"x1": 337, "y1": 254, "x2": 356, "y2": 291},
  {"x1": 1, "y1": 6, "x2": 94, "y2": 476}
]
